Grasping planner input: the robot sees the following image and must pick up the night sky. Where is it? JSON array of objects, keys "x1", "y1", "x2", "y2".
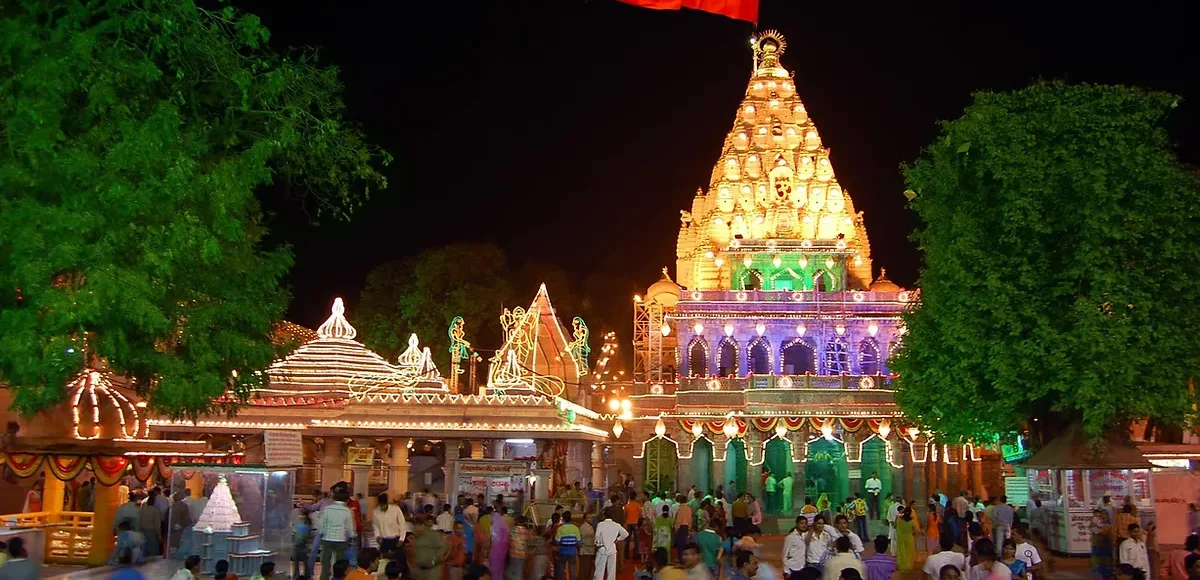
[{"x1": 244, "y1": 0, "x2": 1198, "y2": 333}]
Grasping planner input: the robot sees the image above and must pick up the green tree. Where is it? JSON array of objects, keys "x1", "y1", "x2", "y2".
[
  {"x1": 357, "y1": 244, "x2": 512, "y2": 367},
  {"x1": 891, "y1": 82, "x2": 1200, "y2": 445},
  {"x1": 0, "y1": 0, "x2": 388, "y2": 418}
]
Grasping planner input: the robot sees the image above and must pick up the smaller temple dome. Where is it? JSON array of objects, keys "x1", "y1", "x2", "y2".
[
  {"x1": 869, "y1": 269, "x2": 902, "y2": 292},
  {"x1": 646, "y1": 267, "x2": 681, "y2": 307}
]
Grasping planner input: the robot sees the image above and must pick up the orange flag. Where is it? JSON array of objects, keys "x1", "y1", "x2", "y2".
[{"x1": 617, "y1": 0, "x2": 759, "y2": 24}]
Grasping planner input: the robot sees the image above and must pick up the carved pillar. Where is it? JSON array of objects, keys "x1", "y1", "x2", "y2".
[
  {"x1": 591, "y1": 443, "x2": 603, "y2": 488},
  {"x1": 443, "y1": 439, "x2": 461, "y2": 499},
  {"x1": 390, "y1": 438, "x2": 410, "y2": 496},
  {"x1": 43, "y1": 466, "x2": 65, "y2": 513},
  {"x1": 88, "y1": 481, "x2": 119, "y2": 566},
  {"x1": 351, "y1": 438, "x2": 373, "y2": 502},
  {"x1": 493, "y1": 440, "x2": 505, "y2": 460},
  {"x1": 321, "y1": 438, "x2": 345, "y2": 490},
  {"x1": 746, "y1": 429, "x2": 762, "y2": 500}
]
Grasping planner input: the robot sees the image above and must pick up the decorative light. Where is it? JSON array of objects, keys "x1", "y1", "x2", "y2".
[
  {"x1": 714, "y1": 257, "x2": 725, "y2": 268},
  {"x1": 724, "y1": 323, "x2": 735, "y2": 337},
  {"x1": 799, "y1": 256, "x2": 808, "y2": 269},
  {"x1": 825, "y1": 258, "x2": 835, "y2": 269},
  {"x1": 692, "y1": 423, "x2": 704, "y2": 438},
  {"x1": 898, "y1": 324, "x2": 908, "y2": 336},
  {"x1": 775, "y1": 424, "x2": 788, "y2": 439},
  {"x1": 612, "y1": 421, "x2": 624, "y2": 438},
  {"x1": 706, "y1": 378, "x2": 722, "y2": 391},
  {"x1": 654, "y1": 418, "x2": 667, "y2": 438},
  {"x1": 821, "y1": 423, "x2": 834, "y2": 441},
  {"x1": 836, "y1": 240, "x2": 847, "y2": 250},
  {"x1": 868, "y1": 322, "x2": 879, "y2": 337},
  {"x1": 755, "y1": 323, "x2": 766, "y2": 336},
  {"x1": 778, "y1": 376, "x2": 794, "y2": 389},
  {"x1": 650, "y1": 384, "x2": 664, "y2": 395},
  {"x1": 704, "y1": 250, "x2": 715, "y2": 259},
  {"x1": 743, "y1": 256, "x2": 753, "y2": 268},
  {"x1": 835, "y1": 324, "x2": 846, "y2": 336},
  {"x1": 608, "y1": 399, "x2": 620, "y2": 412},
  {"x1": 908, "y1": 427, "x2": 920, "y2": 439},
  {"x1": 693, "y1": 322, "x2": 705, "y2": 334},
  {"x1": 621, "y1": 399, "x2": 632, "y2": 412},
  {"x1": 878, "y1": 420, "x2": 892, "y2": 439},
  {"x1": 661, "y1": 324, "x2": 671, "y2": 337},
  {"x1": 634, "y1": 294, "x2": 643, "y2": 303},
  {"x1": 70, "y1": 369, "x2": 143, "y2": 440},
  {"x1": 722, "y1": 421, "x2": 739, "y2": 439},
  {"x1": 854, "y1": 255, "x2": 863, "y2": 267},
  {"x1": 796, "y1": 324, "x2": 806, "y2": 336},
  {"x1": 772, "y1": 255, "x2": 782, "y2": 268}
]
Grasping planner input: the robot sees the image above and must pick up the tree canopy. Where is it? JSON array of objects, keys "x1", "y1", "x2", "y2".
[
  {"x1": 0, "y1": 0, "x2": 388, "y2": 418},
  {"x1": 891, "y1": 82, "x2": 1200, "y2": 444}
]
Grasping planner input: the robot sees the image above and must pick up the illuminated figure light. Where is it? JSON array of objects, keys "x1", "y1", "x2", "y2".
[
  {"x1": 691, "y1": 290, "x2": 703, "y2": 300},
  {"x1": 706, "y1": 378, "x2": 722, "y2": 391},
  {"x1": 487, "y1": 285, "x2": 581, "y2": 397},
  {"x1": 852, "y1": 291, "x2": 865, "y2": 302},
  {"x1": 778, "y1": 376, "x2": 794, "y2": 389},
  {"x1": 724, "y1": 323, "x2": 735, "y2": 337},
  {"x1": 70, "y1": 369, "x2": 145, "y2": 440},
  {"x1": 736, "y1": 291, "x2": 748, "y2": 302},
  {"x1": 650, "y1": 384, "x2": 665, "y2": 395}
]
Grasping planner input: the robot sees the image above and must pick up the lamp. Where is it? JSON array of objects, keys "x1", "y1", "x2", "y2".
[
  {"x1": 821, "y1": 423, "x2": 834, "y2": 441},
  {"x1": 612, "y1": 421, "x2": 624, "y2": 438},
  {"x1": 661, "y1": 324, "x2": 671, "y2": 337},
  {"x1": 907, "y1": 427, "x2": 920, "y2": 439},
  {"x1": 755, "y1": 323, "x2": 766, "y2": 336},
  {"x1": 835, "y1": 324, "x2": 846, "y2": 336},
  {"x1": 655, "y1": 418, "x2": 667, "y2": 438},
  {"x1": 775, "y1": 424, "x2": 787, "y2": 440},
  {"x1": 825, "y1": 258, "x2": 835, "y2": 269},
  {"x1": 724, "y1": 323, "x2": 734, "y2": 337},
  {"x1": 608, "y1": 399, "x2": 620, "y2": 412},
  {"x1": 878, "y1": 420, "x2": 891, "y2": 440},
  {"x1": 743, "y1": 256, "x2": 753, "y2": 268},
  {"x1": 772, "y1": 255, "x2": 782, "y2": 268},
  {"x1": 868, "y1": 322, "x2": 879, "y2": 337},
  {"x1": 796, "y1": 324, "x2": 806, "y2": 336},
  {"x1": 693, "y1": 322, "x2": 705, "y2": 334},
  {"x1": 692, "y1": 423, "x2": 704, "y2": 438},
  {"x1": 723, "y1": 421, "x2": 739, "y2": 439},
  {"x1": 799, "y1": 256, "x2": 808, "y2": 269}
]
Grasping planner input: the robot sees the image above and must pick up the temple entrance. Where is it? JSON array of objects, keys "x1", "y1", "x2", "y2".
[
  {"x1": 644, "y1": 438, "x2": 678, "y2": 495},
  {"x1": 763, "y1": 438, "x2": 794, "y2": 515},
  {"x1": 859, "y1": 437, "x2": 893, "y2": 507},
  {"x1": 725, "y1": 438, "x2": 748, "y2": 494},
  {"x1": 691, "y1": 438, "x2": 714, "y2": 494},
  {"x1": 781, "y1": 339, "x2": 816, "y2": 375},
  {"x1": 804, "y1": 438, "x2": 850, "y2": 512}
]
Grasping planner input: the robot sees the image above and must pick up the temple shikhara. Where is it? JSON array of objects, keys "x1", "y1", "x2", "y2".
[{"x1": 623, "y1": 31, "x2": 1000, "y2": 514}]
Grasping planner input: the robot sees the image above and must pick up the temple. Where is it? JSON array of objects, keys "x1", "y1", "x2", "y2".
[{"x1": 621, "y1": 31, "x2": 1002, "y2": 518}]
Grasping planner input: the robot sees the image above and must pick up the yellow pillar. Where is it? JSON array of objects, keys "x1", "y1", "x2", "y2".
[
  {"x1": 42, "y1": 467, "x2": 66, "y2": 513},
  {"x1": 186, "y1": 472, "x2": 205, "y2": 499},
  {"x1": 470, "y1": 440, "x2": 484, "y2": 460},
  {"x1": 390, "y1": 439, "x2": 410, "y2": 496},
  {"x1": 88, "y1": 482, "x2": 119, "y2": 566}
]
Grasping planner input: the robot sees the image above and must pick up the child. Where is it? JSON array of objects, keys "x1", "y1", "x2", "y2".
[
  {"x1": 637, "y1": 517, "x2": 652, "y2": 562},
  {"x1": 293, "y1": 511, "x2": 313, "y2": 580},
  {"x1": 250, "y1": 562, "x2": 275, "y2": 580},
  {"x1": 215, "y1": 559, "x2": 238, "y2": 580}
]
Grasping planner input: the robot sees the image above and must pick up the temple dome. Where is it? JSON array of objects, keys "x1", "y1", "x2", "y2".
[
  {"x1": 646, "y1": 267, "x2": 681, "y2": 307},
  {"x1": 869, "y1": 269, "x2": 902, "y2": 292}
]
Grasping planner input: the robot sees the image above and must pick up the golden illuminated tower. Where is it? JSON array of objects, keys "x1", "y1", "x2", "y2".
[{"x1": 676, "y1": 31, "x2": 873, "y2": 292}]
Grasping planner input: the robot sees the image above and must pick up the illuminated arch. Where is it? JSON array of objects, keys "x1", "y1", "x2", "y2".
[
  {"x1": 687, "y1": 336, "x2": 709, "y2": 377},
  {"x1": 747, "y1": 336, "x2": 772, "y2": 375},
  {"x1": 781, "y1": 337, "x2": 816, "y2": 375},
  {"x1": 716, "y1": 337, "x2": 739, "y2": 377},
  {"x1": 858, "y1": 338, "x2": 880, "y2": 375}
]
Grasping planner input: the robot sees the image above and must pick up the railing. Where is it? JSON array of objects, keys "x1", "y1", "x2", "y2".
[
  {"x1": 677, "y1": 374, "x2": 893, "y2": 391},
  {"x1": 0, "y1": 511, "x2": 96, "y2": 565},
  {"x1": 678, "y1": 289, "x2": 911, "y2": 304}
]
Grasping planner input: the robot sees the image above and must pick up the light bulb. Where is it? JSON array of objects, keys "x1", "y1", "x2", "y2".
[
  {"x1": 775, "y1": 424, "x2": 787, "y2": 439},
  {"x1": 868, "y1": 322, "x2": 879, "y2": 337},
  {"x1": 825, "y1": 258, "x2": 835, "y2": 269},
  {"x1": 693, "y1": 322, "x2": 705, "y2": 334},
  {"x1": 608, "y1": 399, "x2": 620, "y2": 412},
  {"x1": 692, "y1": 423, "x2": 704, "y2": 438},
  {"x1": 772, "y1": 255, "x2": 782, "y2": 268},
  {"x1": 755, "y1": 323, "x2": 766, "y2": 336},
  {"x1": 743, "y1": 256, "x2": 753, "y2": 268},
  {"x1": 724, "y1": 323, "x2": 734, "y2": 337},
  {"x1": 661, "y1": 324, "x2": 671, "y2": 337},
  {"x1": 878, "y1": 421, "x2": 891, "y2": 440},
  {"x1": 835, "y1": 324, "x2": 846, "y2": 336},
  {"x1": 799, "y1": 256, "x2": 808, "y2": 269},
  {"x1": 854, "y1": 255, "x2": 863, "y2": 267},
  {"x1": 796, "y1": 324, "x2": 806, "y2": 336},
  {"x1": 821, "y1": 424, "x2": 834, "y2": 441},
  {"x1": 723, "y1": 421, "x2": 739, "y2": 439},
  {"x1": 621, "y1": 399, "x2": 632, "y2": 412},
  {"x1": 714, "y1": 257, "x2": 725, "y2": 268},
  {"x1": 908, "y1": 427, "x2": 920, "y2": 439},
  {"x1": 655, "y1": 418, "x2": 666, "y2": 438}
]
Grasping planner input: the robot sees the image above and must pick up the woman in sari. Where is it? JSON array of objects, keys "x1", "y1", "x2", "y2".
[
  {"x1": 817, "y1": 494, "x2": 832, "y2": 523},
  {"x1": 1090, "y1": 508, "x2": 1114, "y2": 580},
  {"x1": 896, "y1": 506, "x2": 917, "y2": 570},
  {"x1": 489, "y1": 509, "x2": 510, "y2": 580},
  {"x1": 926, "y1": 502, "x2": 941, "y2": 557}
]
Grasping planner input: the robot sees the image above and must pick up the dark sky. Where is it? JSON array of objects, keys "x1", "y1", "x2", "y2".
[{"x1": 244, "y1": 0, "x2": 1198, "y2": 330}]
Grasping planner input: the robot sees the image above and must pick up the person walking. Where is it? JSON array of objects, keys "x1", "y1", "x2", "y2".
[
  {"x1": 317, "y1": 484, "x2": 358, "y2": 580},
  {"x1": 896, "y1": 507, "x2": 916, "y2": 571},
  {"x1": 373, "y1": 493, "x2": 407, "y2": 554}
]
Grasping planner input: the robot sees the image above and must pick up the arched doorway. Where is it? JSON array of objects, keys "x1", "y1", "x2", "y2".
[
  {"x1": 781, "y1": 339, "x2": 816, "y2": 375},
  {"x1": 644, "y1": 438, "x2": 678, "y2": 495},
  {"x1": 859, "y1": 339, "x2": 880, "y2": 375},
  {"x1": 805, "y1": 438, "x2": 850, "y2": 511},
  {"x1": 725, "y1": 438, "x2": 748, "y2": 495},
  {"x1": 859, "y1": 436, "x2": 892, "y2": 515},
  {"x1": 742, "y1": 269, "x2": 765, "y2": 291},
  {"x1": 688, "y1": 338, "x2": 708, "y2": 377},
  {"x1": 717, "y1": 339, "x2": 738, "y2": 377},
  {"x1": 748, "y1": 337, "x2": 771, "y2": 375},
  {"x1": 764, "y1": 438, "x2": 794, "y2": 515},
  {"x1": 691, "y1": 438, "x2": 714, "y2": 494}
]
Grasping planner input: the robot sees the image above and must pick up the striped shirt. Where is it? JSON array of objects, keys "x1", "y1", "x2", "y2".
[{"x1": 317, "y1": 501, "x2": 358, "y2": 542}]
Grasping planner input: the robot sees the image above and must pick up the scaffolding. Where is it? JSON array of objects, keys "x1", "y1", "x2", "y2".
[{"x1": 633, "y1": 298, "x2": 676, "y2": 386}]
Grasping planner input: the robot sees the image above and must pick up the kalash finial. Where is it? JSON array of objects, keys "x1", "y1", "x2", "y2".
[
  {"x1": 317, "y1": 297, "x2": 357, "y2": 340},
  {"x1": 753, "y1": 30, "x2": 787, "y2": 70}
]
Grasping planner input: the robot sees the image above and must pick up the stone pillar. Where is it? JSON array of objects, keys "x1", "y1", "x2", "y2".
[
  {"x1": 43, "y1": 466, "x2": 65, "y2": 513},
  {"x1": 471, "y1": 440, "x2": 485, "y2": 460},
  {"x1": 493, "y1": 440, "x2": 505, "y2": 460},
  {"x1": 532, "y1": 468, "x2": 552, "y2": 501},
  {"x1": 746, "y1": 430, "x2": 762, "y2": 500},
  {"x1": 791, "y1": 431, "x2": 806, "y2": 512},
  {"x1": 390, "y1": 438, "x2": 410, "y2": 496},
  {"x1": 591, "y1": 443, "x2": 603, "y2": 488},
  {"x1": 351, "y1": 438, "x2": 373, "y2": 501},
  {"x1": 321, "y1": 439, "x2": 345, "y2": 490},
  {"x1": 88, "y1": 482, "x2": 120, "y2": 566},
  {"x1": 443, "y1": 439, "x2": 461, "y2": 500},
  {"x1": 737, "y1": 340, "x2": 749, "y2": 377}
]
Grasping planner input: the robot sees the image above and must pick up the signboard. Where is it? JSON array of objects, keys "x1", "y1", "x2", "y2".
[
  {"x1": 1004, "y1": 476, "x2": 1029, "y2": 508},
  {"x1": 263, "y1": 430, "x2": 303, "y2": 467},
  {"x1": 1087, "y1": 469, "x2": 1129, "y2": 500},
  {"x1": 1152, "y1": 472, "x2": 1200, "y2": 543},
  {"x1": 346, "y1": 446, "x2": 375, "y2": 466},
  {"x1": 1001, "y1": 433, "x2": 1032, "y2": 463},
  {"x1": 1066, "y1": 511, "x2": 1093, "y2": 554},
  {"x1": 847, "y1": 469, "x2": 862, "y2": 479}
]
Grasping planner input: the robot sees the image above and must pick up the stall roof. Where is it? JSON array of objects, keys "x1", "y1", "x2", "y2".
[{"x1": 1023, "y1": 423, "x2": 1153, "y2": 469}]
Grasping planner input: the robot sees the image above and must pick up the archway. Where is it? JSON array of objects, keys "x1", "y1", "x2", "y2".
[
  {"x1": 725, "y1": 438, "x2": 748, "y2": 495},
  {"x1": 643, "y1": 438, "x2": 678, "y2": 495},
  {"x1": 748, "y1": 337, "x2": 771, "y2": 375},
  {"x1": 717, "y1": 338, "x2": 738, "y2": 377},
  {"x1": 805, "y1": 438, "x2": 850, "y2": 512},
  {"x1": 859, "y1": 437, "x2": 893, "y2": 518},
  {"x1": 764, "y1": 438, "x2": 794, "y2": 515},
  {"x1": 859, "y1": 339, "x2": 880, "y2": 375},
  {"x1": 691, "y1": 438, "x2": 714, "y2": 494},
  {"x1": 781, "y1": 339, "x2": 816, "y2": 375},
  {"x1": 742, "y1": 269, "x2": 765, "y2": 291},
  {"x1": 688, "y1": 338, "x2": 708, "y2": 377}
]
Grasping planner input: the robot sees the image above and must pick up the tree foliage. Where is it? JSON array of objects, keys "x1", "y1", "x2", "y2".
[
  {"x1": 0, "y1": 0, "x2": 389, "y2": 418},
  {"x1": 892, "y1": 82, "x2": 1200, "y2": 443}
]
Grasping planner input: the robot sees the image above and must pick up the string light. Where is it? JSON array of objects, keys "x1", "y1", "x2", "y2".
[{"x1": 70, "y1": 369, "x2": 143, "y2": 440}]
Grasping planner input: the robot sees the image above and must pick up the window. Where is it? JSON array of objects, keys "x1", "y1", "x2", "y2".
[
  {"x1": 689, "y1": 339, "x2": 708, "y2": 377},
  {"x1": 718, "y1": 339, "x2": 738, "y2": 377},
  {"x1": 748, "y1": 338, "x2": 771, "y2": 374},
  {"x1": 859, "y1": 339, "x2": 880, "y2": 375},
  {"x1": 781, "y1": 339, "x2": 816, "y2": 375},
  {"x1": 743, "y1": 269, "x2": 764, "y2": 291}
]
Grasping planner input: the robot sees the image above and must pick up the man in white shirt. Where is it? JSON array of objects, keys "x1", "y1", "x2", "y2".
[
  {"x1": 864, "y1": 472, "x2": 883, "y2": 519},
  {"x1": 316, "y1": 485, "x2": 357, "y2": 580},
  {"x1": 463, "y1": 498, "x2": 479, "y2": 524},
  {"x1": 373, "y1": 492, "x2": 407, "y2": 552},
  {"x1": 435, "y1": 504, "x2": 455, "y2": 533},
  {"x1": 805, "y1": 517, "x2": 834, "y2": 569},
  {"x1": 594, "y1": 508, "x2": 629, "y2": 580},
  {"x1": 830, "y1": 514, "x2": 865, "y2": 555},
  {"x1": 923, "y1": 536, "x2": 966, "y2": 580},
  {"x1": 886, "y1": 496, "x2": 904, "y2": 556},
  {"x1": 782, "y1": 516, "x2": 809, "y2": 576},
  {"x1": 822, "y1": 536, "x2": 865, "y2": 580},
  {"x1": 1119, "y1": 524, "x2": 1150, "y2": 575},
  {"x1": 1011, "y1": 524, "x2": 1043, "y2": 580}
]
